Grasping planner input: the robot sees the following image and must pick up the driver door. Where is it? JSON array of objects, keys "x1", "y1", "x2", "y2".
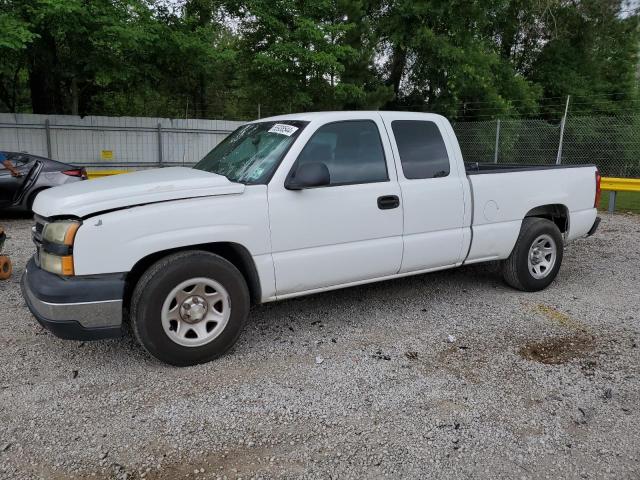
[
  {"x1": 0, "y1": 155, "x2": 34, "y2": 209},
  {"x1": 267, "y1": 117, "x2": 403, "y2": 297}
]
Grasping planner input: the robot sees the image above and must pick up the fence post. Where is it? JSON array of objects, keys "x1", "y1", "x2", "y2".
[
  {"x1": 494, "y1": 119, "x2": 501, "y2": 163},
  {"x1": 44, "y1": 119, "x2": 52, "y2": 159},
  {"x1": 258, "y1": 103, "x2": 261, "y2": 119},
  {"x1": 157, "y1": 122, "x2": 163, "y2": 166},
  {"x1": 608, "y1": 191, "x2": 617, "y2": 213},
  {"x1": 556, "y1": 95, "x2": 570, "y2": 165}
]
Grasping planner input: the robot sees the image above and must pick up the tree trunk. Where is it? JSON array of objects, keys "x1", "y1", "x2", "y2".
[
  {"x1": 71, "y1": 77, "x2": 79, "y2": 116},
  {"x1": 198, "y1": 74, "x2": 207, "y2": 118},
  {"x1": 386, "y1": 45, "x2": 407, "y2": 99},
  {"x1": 28, "y1": 32, "x2": 62, "y2": 114},
  {"x1": 0, "y1": 81, "x2": 15, "y2": 112}
]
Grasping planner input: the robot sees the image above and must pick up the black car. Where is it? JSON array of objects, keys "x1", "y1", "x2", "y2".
[{"x1": 0, "y1": 151, "x2": 87, "y2": 213}]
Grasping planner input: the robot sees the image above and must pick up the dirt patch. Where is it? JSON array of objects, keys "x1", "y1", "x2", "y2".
[
  {"x1": 519, "y1": 335, "x2": 597, "y2": 365},
  {"x1": 531, "y1": 304, "x2": 591, "y2": 332}
]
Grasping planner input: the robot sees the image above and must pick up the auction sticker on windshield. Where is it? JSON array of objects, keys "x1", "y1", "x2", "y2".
[{"x1": 268, "y1": 124, "x2": 299, "y2": 136}]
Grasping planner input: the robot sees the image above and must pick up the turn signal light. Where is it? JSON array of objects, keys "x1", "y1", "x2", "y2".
[{"x1": 61, "y1": 256, "x2": 75, "y2": 276}]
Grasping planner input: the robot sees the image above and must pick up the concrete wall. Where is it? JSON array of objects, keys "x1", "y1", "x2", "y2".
[{"x1": 0, "y1": 113, "x2": 244, "y2": 170}]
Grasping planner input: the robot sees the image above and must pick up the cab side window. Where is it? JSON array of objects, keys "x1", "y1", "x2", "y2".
[
  {"x1": 296, "y1": 120, "x2": 388, "y2": 186},
  {"x1": 392, "y1": 120, "x2": 450, "y2": 179}
]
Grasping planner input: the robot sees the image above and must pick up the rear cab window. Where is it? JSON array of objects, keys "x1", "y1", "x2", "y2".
[{"x1": 391, "y1": 120, "x2": 450, "y2": 179}]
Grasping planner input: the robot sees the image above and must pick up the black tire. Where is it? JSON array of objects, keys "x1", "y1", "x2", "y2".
[
  {"x1": 502, "y1": 217, "x2": 564, "y2": 292},
  {"x1": 130, "y1": 250, "x2": 250, "y2": 366}
]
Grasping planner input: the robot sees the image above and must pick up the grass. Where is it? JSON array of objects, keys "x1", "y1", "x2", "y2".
[{"x1": 598, "y1": 190, "x2": 640, "y2": 213}]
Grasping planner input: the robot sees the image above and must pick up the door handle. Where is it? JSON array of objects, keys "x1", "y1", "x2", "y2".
[{"x1": 377, "y1": 195, "x2": 400, "y2": 210}]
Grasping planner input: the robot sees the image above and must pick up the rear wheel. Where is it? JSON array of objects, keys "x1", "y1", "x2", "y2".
[
  {"x1": 502, "y1": 217, "x2": 564, "y2": 292},
  {"x1": 131, "y1": 251, "x2": 250, "y2": 366}
]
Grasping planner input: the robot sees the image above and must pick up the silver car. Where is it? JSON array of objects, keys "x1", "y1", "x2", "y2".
[{"x1": 0, "y1": 151, "x2": 87, "y2": 213}]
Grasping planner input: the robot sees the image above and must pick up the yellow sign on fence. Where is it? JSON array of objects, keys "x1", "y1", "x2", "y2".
[{"x1": 100, "y1": 150, "x2": 114, "y2": 160}]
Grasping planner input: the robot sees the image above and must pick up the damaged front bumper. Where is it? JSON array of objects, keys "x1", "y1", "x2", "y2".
[{"x1": 21, "y1": 257, "x2": 125, "y2": 340}]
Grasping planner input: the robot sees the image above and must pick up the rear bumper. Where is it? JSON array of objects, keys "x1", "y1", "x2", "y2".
[
  {"x1": 21, "y1": 257, "x2": 125, "y2": 340},
  {"x1": 587, "y1": 216, "x2": 601, "y2": 237}
]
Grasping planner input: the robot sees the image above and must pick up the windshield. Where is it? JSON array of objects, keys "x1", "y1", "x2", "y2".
[{"x1": 193, "y1": 120, "x2": 307, "y2": 184}]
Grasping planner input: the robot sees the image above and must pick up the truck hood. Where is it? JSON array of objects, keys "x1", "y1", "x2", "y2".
[{"x1": 33, "y1": 167, "x2": 245, "y2": 218}]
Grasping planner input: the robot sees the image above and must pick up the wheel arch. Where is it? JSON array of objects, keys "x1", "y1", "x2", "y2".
[
  {"x1": 523, "y1": 203, "x2": 569, "y2": 234},
  {"x1": 123, "y1": 242, "x2": 262, "y2": 314}
]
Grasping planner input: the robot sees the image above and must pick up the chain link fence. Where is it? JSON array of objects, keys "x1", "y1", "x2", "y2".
[
  {"x1": 3, "y1": 112, "x2": 639, "y2": 178},
  {"x1": 453, "y1": 114, "x2": 640, "y2": 178}
]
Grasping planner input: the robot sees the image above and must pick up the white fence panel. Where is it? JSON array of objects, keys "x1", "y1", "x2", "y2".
[{"x1": 0, "y1": 113, "x2": 244, "y2": 170}]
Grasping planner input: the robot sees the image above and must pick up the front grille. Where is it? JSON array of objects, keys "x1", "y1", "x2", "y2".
[
  {"x1": 32, "y1": 215, "x2": 47, "y2": 267},
  {"x1": 32, "y1": 216, "x2": 45, "y2": 245}
]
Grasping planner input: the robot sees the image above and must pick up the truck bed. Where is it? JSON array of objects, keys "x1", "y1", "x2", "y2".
[{"x1": 462, "y1": 162, "x2": 598, "y2": 265}]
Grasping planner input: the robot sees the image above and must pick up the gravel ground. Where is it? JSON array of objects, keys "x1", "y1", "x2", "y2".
[{"x1": 0, "y1": 213, "x2": 639, "y2": 479}]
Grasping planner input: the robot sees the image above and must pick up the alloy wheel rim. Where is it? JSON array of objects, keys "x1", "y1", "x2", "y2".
[{"x1": 527, "y1": 234, "x2": 557, "y2": 280}]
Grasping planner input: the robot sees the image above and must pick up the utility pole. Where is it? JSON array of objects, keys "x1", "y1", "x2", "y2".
[
  {"x1": 44, "y1": 119, "x2": 53, "y2": 159},
  {"x1": 494, "y1": 119, "x2": 501, "y2": 164},
  {"x1": 556, "y1": 95, "x2": 570, "y2": 165},
  {"x1": 157, "y1": 123, "x2": 163, "y2": 167}
]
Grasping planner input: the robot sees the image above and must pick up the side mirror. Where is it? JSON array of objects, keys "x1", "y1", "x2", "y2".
[{"x1": 285, "y1": 162, "x2": 330, "y2": 190}]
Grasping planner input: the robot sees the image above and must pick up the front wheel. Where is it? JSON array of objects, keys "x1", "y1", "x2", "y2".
[
  {"x1": 130, "y1": 251, "x2": 250, "y2": 366},
  {"x1": 502, "y1": 217, "x2": 564, "y2": 292}
]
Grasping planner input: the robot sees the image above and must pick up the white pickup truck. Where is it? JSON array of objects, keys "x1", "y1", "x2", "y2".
[{"x1": 21, "y1": 111, "x2": 601, "y2": 366}]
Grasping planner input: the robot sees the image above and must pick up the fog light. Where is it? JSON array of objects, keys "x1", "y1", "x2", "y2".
[{"x1": 40, "y1": 250, "x2": 74, "y2": 276}]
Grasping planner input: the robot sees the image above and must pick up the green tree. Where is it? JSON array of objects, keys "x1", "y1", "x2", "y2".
[
  {"x1": 377, "y1": 0, "x2": 542, "y2": 119},
  {"x1": 1, "y1": 0, "x2": 165, "y2": 115},
  {"x1": 530, "y1": 0, "x2": 640, "y2": 117},
  {"x1": 0, "y1": 0, "x2": 637, "y2": 120},
  {"x1": 0, "y1": 9, "x2": 35, "y2": 112},
  {"x1": 231, "y1": 0, "x2": 380, "y2": 113}
]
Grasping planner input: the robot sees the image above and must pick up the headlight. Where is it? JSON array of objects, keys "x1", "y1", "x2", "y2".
[
  {"x1": 40, "y1": 220, "x2": 81, "y2": 275},
  {"x1": 43, "y1": 220, "x2": 80, "y2": 245}
]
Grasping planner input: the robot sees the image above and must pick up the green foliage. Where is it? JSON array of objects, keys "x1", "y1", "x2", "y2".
[
  {"x1": 231, "y1": 0, "x2": 368, "y2": 114},
  {"x1": 599, "y1": 191, "x2": 640, "y2": 213},
  {"x1": 531, "y1": 0, "x2": 640, "y2": 116},
  {"x1": 0, "y1": 12, "x2": 35, "y2": 50},
  {"x1": 0, "y1": 0, "x2": 637, "y2": 120}
]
